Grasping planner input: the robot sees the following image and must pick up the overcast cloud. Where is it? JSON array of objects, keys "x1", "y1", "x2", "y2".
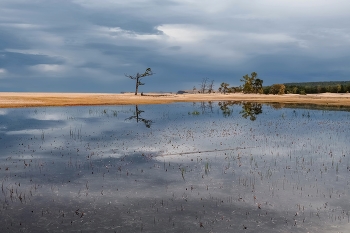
[{"x1": 0, "y1": 0, "x2": 349, "y2": 93}]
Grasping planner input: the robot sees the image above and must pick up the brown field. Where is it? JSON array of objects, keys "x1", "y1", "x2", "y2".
[{"x1": 0, "y1": 92, "x2": 350, "y2": 108}]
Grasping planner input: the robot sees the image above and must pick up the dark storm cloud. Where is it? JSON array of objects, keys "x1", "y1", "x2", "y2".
[
  {"x1": 0, "y1": 51, "x2": 64, "y2": 68},
  {"x1": 168, "y1": 46, "x2": 181, "y2": 51},
  {"x1": 0, "y1": 0, "x2": 349, "y2": 92},
  {"x1": 0, "y1": 29, "x2": 30, "y2": 50},
  {"x1": 85, "y1": 43, "x2": 151, "y2": 56}
]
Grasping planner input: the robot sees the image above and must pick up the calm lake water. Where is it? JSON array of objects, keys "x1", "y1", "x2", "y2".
[{"x1": 1, "y1": 102, "x2": 350, "y2": 232}]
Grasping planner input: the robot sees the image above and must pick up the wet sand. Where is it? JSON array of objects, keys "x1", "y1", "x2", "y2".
[{"x1": 0, "y1": 92, "x2": 350, "y2": 108}]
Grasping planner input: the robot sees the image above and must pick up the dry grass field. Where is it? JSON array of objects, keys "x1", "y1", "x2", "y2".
[{"x1": 0, "y1": 92, "x2": 350, "y2": 108}]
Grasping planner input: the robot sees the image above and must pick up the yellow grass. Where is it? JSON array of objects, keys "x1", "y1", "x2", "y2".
[{"x1": 0, "y1": 92, "x2": 350, "y2": 108}]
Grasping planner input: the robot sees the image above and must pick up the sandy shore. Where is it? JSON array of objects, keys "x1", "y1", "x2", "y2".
[{"x1": 0, "y1": 92, "x2": 350, "y2": 108}]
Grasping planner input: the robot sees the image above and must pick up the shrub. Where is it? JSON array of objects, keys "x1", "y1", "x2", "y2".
[{"x1": 269, "y1": 84, "x2": 286, "y2": 95}]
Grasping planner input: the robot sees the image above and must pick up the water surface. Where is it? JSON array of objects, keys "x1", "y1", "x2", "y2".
[{"x1": 1, "y1": 102, "x2": 350, "y2": 232}]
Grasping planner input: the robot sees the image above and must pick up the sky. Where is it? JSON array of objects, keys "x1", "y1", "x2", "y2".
[{"x1": 0, "y1": 0, "x2": 350, "y2": 93}]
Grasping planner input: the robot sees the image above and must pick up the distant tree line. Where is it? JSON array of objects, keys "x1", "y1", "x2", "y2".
[
  {"x1": 196, "y1": 74, "x2": 349, "y2": 95},
  {"x1": 217, "y1": 78, "x2": 350, "y2": 95},
  {"x1": 195, "y1": 76, "x2": 350, "y2": 95},
  {"x1": 284, "y1": 81, "x2": 350, "y2": 87},
  {"x1": 264, "y1": 81, "x2": 350, "y2": 95}
]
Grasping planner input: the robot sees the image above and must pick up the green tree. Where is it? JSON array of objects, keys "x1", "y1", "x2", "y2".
[
  {"x1": 125, "y1": 68, "x2": 154, "y2": 95},
  {"x1": 219, "y1": 82, "x2": 230, "y2": 94},
  {"x1": 235, "y1": 85, "x2": 243, "y2": 93},
  {"x1": 253, "y1": 78, "x2": 264, "y2": 94},
  {"x1": 341, "y1": 84, "x2": 346, "y2": 93},
  {"x1": 241, "y1": 74, "x2": 253, "y2": 93},
  {"x1": 336, "y1": 84, "x2": 341, "y2": 93},
  {"x1": 317, "y1": 85, "x2": 321, "y2": 93},
  {"x1": 269, "y1": 84, "x2": 286, "y2": 95},
  {"x1": 292, "y1": 86, "x2": 298, "y2": 94},
  {"x1": 228, "y1": 86, "x2": 237, "y2": 93},
  {"x1": 241, "y1": 72, "x2": 262, "y2": 94}
]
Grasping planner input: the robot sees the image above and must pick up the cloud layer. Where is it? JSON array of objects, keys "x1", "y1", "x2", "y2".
[{"x1": 0, "y1": 0, "x2": 349, "y2": 92}]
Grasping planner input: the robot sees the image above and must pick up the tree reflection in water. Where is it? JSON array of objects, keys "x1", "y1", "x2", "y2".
[
  {"x1": 200, "y1": 101, "x2": 214, "y2": 113},
  {"x1": 126, "y1": 105, "x2": 153, "y2": 128},
  {"x1": 240, "y1": 102, "x2": 263, "y2": 121},
  {"x1": 218, "y1": 101, "x2": 263, "y2": 121},
  {"x1": 218, "y1": 101, "x2": 238, "y2": 117}
]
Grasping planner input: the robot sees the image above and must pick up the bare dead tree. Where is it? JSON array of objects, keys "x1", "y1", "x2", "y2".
[
  {"x1": 125, "y1": 68, "x2": 154, "y2": 95},
  {"x1": 208, "y1": 80, "x2": 215, "y2": 93},
  {"x1": 200, "y1": 78, "x2": 209, "y2": 93}
]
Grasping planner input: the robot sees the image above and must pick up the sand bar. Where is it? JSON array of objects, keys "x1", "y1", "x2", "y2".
[{"x1": 0, "y1": 92, "x2": 350, "y2": 108}]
